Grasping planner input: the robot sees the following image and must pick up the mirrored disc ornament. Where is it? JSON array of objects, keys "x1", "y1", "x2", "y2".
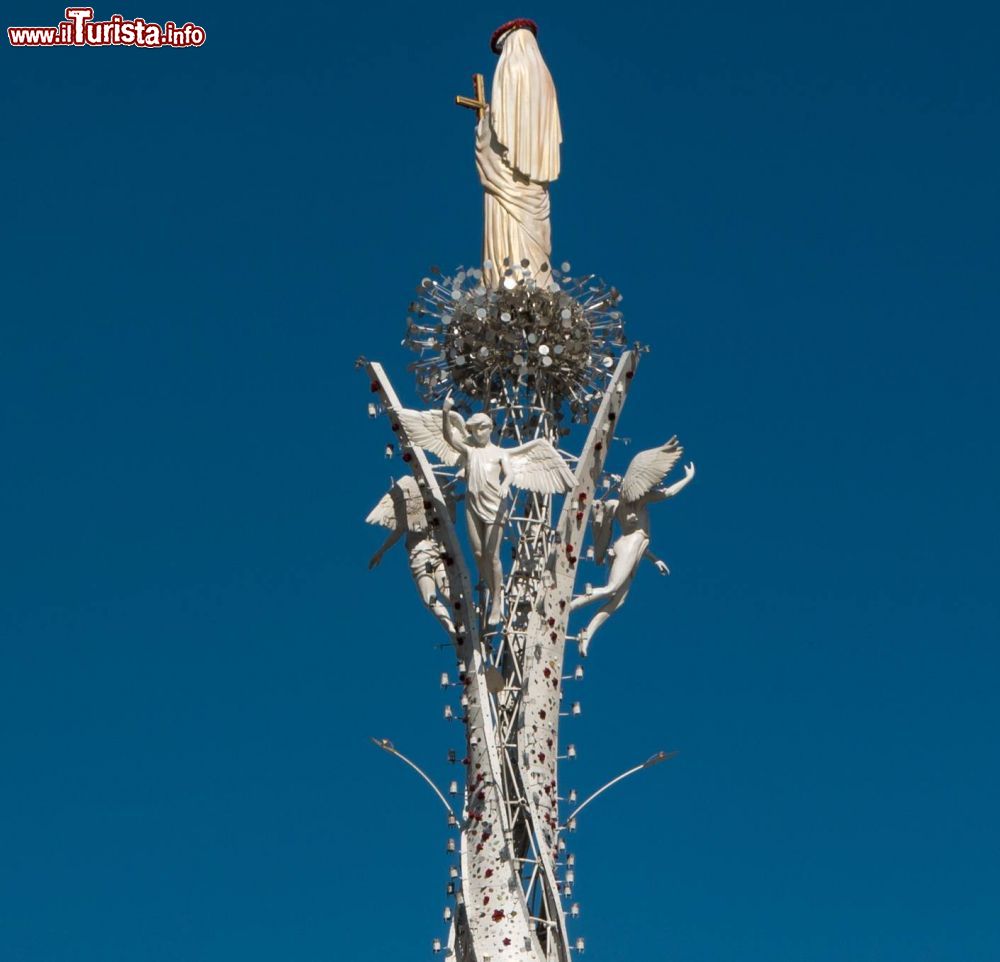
[{"x1": 404, "y1": 262, "x2": 627, "y2": 414}]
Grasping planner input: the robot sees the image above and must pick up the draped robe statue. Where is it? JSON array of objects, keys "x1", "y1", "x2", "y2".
[{"x1": 476, "y1": 23, "x2": 562, "y2": 289}]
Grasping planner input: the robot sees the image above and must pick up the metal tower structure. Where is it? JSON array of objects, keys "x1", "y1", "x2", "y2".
[{"x1": 359, "y1": 19, "x2": 694, "y2": 962}]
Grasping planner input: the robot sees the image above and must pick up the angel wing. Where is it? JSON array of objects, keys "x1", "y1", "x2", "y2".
[
  {"x1": 506, "y1": 438, "x2": 576, "y2": 494},
  {"x1": 397, "y1": 409, "x2": 469, "y2": 466},
  {"x1": 365, "y1": 476, "x2": 427, "y2": 532},
  {"x1": 365, "y1": 489, "x2": 397, "y2": 529},
  {"x1": 592, "y1": 498, "x2": 619, "y2": 565},
  {"x1": 620, "y1": 436, "x2": 684, "y2": 503}
]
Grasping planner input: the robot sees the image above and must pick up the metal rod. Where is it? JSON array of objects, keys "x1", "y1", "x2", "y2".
[
  {"x1": 370, "y1": 737, "x2": 456, "y2": 820},
  {"x1": 565, "y1": 751, "x2": 677, "y2": 824}
]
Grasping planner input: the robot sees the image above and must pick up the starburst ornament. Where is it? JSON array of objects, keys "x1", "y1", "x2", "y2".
[{"x1": 404, "y1": 261, "x2": 627, "y2": 421}]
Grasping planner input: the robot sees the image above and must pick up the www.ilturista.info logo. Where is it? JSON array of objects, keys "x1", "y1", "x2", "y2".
[{"x1": 8, "y1": 7, "x2": 205, "y2": 47}]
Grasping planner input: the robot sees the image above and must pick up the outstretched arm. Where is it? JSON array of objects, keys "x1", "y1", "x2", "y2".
[
  {"x1": 649, "y1": 462, "x2": 696, "y2": 501},
  {"x1": 369, "y1": 528, "x2": 404, "y2": 569},
  {"x1": 442, "y1": 393, "x2": 469, "y2": 459},
  {"x1": 644, "y1": 548, "x2": 670, "y2": 576}
]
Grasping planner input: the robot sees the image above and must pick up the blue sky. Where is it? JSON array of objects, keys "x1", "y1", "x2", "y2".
[{"x1": 2, "y1": 2, "x2": 998, "y2": 960}]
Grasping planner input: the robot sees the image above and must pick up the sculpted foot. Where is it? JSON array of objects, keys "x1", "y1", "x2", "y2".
[{"x1": 487, "y1": 602, "x2": 503, "y2": 625}]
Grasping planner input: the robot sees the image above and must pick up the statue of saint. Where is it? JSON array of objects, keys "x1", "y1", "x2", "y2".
[
  {"x1": 475, "y1": 19, "x2": 562, "y2": 289},
  {"x1": 571, "y1": 438, "x2": 696, "y2": 656},
  {"x1": 399, "y1": 397, "x2": 576, "y2": 624},
  {"x1": 366, "y1": 475, "x2": 456, "y2": 635}
]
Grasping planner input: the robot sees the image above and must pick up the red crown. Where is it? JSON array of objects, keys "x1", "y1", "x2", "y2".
[{"x1": 490, "y1": 18, "x2": 538, "y2": 54}]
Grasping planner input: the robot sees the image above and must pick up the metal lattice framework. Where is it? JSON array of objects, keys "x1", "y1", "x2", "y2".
[
  {"x1": 358, "y1": 24, "x2": 686, "y2": 962},
  {"x1": 361, "y1": 331, "x2": 661, "y2": 960}
]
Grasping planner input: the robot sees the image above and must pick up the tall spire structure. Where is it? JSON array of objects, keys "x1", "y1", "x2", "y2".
[{"x1": 360, "y1": 20, "x2": 695, "y2": 960}]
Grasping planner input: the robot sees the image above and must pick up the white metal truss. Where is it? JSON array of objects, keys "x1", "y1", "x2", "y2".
[{"x1": 360, "y1": 351, "x2": 640, "y2": 961}]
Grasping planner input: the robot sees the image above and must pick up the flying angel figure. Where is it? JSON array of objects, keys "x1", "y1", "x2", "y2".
[
  {"x1": 366, "y1": 475, "x2": 456, "y2": 636},
  {"x1": 571, "y1": 437, "x2": 695, "y2": 656},
  {"x1": 399, "y1": 395, "x2": 576, "y2": 624}
]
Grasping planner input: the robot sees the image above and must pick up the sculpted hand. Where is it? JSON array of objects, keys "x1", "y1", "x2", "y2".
[
  {"x1": 368, "y1": 552, "x2": 383, "y2": 570},
  {"x1": 442, "y1": 391, "x2": 455, "y2": 414},
  {"x1": 499, "y1": 478, "x2": 511, "y2": 500},
  {"x1": 684, "y1": 462, "x2": 696, "y2": 482},
  {"x1": 475, "y1": 106, "x2": 492, "y2": 148},
  {"x1": 655, "y1": 559, "x2": 671, "y2": 576}
]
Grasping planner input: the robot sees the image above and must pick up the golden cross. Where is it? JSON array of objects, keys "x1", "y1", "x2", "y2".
[{"x1": 455, "y1": 73, "x2": 487, "y2": 120}]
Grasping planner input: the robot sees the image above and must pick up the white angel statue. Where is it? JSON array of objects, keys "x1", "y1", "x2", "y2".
[
  {"x1": 366, "y1": 475, "x2": 456, "y2": 636},
  {"x1": 399, "y1": 395, "x2": 576, "y2": 624},
  {"x1": 571, "y1": 437, "x2": 695, "y2": 656}
]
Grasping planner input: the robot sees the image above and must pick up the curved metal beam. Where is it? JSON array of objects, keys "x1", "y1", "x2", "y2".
[
  {"x1": 566, "y1": 751, "x2": 677, "y2": 825},
  {"x1": 370, "y1": 737, "x2": 456, "y2": 820}
]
